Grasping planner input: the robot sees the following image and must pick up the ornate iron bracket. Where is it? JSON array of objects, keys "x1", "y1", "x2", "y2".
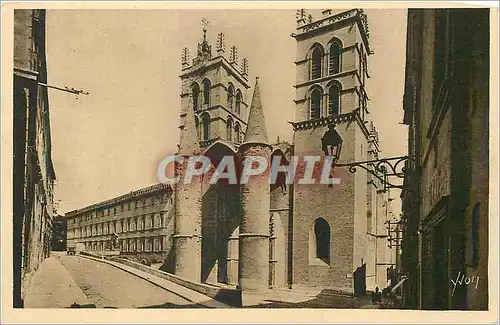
[{"x1": 336, "y1": 155, "x2": 414, "y2": 192}]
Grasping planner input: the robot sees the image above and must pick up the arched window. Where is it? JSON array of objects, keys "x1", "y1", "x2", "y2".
[
  {"x1": 310, "y1": 87, "x2": 322, "y2": 119},
  {"x1": 234, "y1": 122, "x2": 241, "y2": 143},
  {"x1": 314, "y1": 218, "x2": 330, "y2": 262},
  {"x1": 195, "y1": 115, "x2": 201, "y2": 140},
  {"x1": 328, "y1": 84, "x2": 340, "y2": 116},
  {"x1": 329, "y1": 40, "x2": 341, "y2": 75},
  {"x1": 201, "y1": 113, "x2": 210, "y2": 141},
  {"x1": 235, "y1": 90, "x2": 242, "y2": 115},
  {"x1": 192, "y1": 83, "x2": 200, "y2": 112},
  {"x1": 227, "y1": 84, "x2": 234, "y2": 110},
  {"x1": 226, "y1": 116, "x2": 233, "y2": 141},
  {"x1": 311, "y1": 47, "x2": 323, "y2": 80},
  {"x1": 203, "y1": 79, "x2": 211, "y2": 107}
]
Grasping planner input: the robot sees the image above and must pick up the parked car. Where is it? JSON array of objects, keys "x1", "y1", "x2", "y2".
[{"x1": 67, "y1": 245, "x2": 76, "y2": 255}]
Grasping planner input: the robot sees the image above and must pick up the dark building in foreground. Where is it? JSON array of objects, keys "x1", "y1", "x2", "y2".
[
  {"x1": 13, "y1": 9, "x2": 56, "y2": 307},
  {"x1": 51, "y1": 215, "x2": 67, "y2": 251},
  {"x1": 401, "y1": 8, "x2": 489, "y2": 310}
]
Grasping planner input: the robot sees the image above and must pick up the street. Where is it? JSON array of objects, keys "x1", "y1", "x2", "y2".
[{"x1": 54, "y1": 253, "x2": 194, "y2": 308}]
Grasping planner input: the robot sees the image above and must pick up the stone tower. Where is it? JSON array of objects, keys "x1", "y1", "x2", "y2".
[
  {"x1": 291, "y1": 9, "x2": 378, "y2": 294},
  {"x1": 179, "y1": 22, "x2": 251, "y2": 148},
  {"x1": 238, "y1": 78, "x2": 273, "y2": 291}
]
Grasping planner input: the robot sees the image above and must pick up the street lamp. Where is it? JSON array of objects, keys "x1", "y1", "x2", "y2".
[
  {"x1": 321, "y1": 123, "x2": 343, "y2": 162},
  {"x1": 321, "y1": 124, "x2": 343, "y2": 187}
]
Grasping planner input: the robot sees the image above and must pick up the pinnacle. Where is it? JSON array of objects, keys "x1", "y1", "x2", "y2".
[{"x1": 244, "y1": 77, "x2": 269, "y2": 144}]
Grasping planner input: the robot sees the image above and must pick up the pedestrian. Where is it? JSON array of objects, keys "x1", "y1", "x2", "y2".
[{"x1": 375, "y1": 286, "x2": 382, "y2": 304}]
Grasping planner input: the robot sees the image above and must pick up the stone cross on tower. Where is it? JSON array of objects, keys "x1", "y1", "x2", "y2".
[
  {"x1": 202, "y1": 17, "x2": 209, "y2": 35},
  {"x1": 197, "y1": 18, "x2": 212, "y2": 60}
]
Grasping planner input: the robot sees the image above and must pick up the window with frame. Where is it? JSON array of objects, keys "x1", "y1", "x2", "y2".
[
  {"x1": 314, "y1": 218, "x2": 330, "y2": 263},
  {"x1": 226, "y1": 116, "x2": 233, "y2": 141},
  {"x1": 130, "y1": 239, "x2": 136, "y2": 252},
  {"x1": 192, "y1": 83, "x2": 200, "y2": 112},
  {"x1": 311, "y1": 47, "x2": 323, "y2": 80},
  {"x1": 154, "y1": 214, "x2": 161, "y2": 228},
  {"x1": 203, "y1": 79, "x2": 211, "y2": 107},
  {"x1": 137, "y1": 238, "x2": 144, "y2": 252},
  {"x1": 433, "y1": 9, "x2": 452, "y2": 111},
  {"x1": 227, "y1": 85, "x2": 234, "y2": 110},
  {"x1": 235, "y1": 90, "x2": 242, "y2": 115},
  {"x1": 329, "y1": 40, "x2": 341, "y2": 75},
  {"x1": 201, "y1": 113, "x2": 210, "y2": 141},
  {"x1": 310, "y1": 88, "x2": 322, "y2": 119},
  {"x1": 328, "y1": 84, "x2": 340, "y2": 116},
  {"x1": 234, "y1": 123, "x2": 241, "y2": 143}
]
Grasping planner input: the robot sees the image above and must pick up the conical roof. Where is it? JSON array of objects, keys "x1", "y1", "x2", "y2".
[
  {"x1": 244, "y1": 78, "x2": 269, "y2": 144},
  {"x1": 178, "y1": 101, "x2": 200, "y2": 155}
]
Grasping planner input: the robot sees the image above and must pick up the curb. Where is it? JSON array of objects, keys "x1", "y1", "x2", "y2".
[{"x1": 78, "y1": 253, "x2": 229, "y2": 308}]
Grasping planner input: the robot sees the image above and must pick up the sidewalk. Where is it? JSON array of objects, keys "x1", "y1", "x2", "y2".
[{"x1": 24, "y1": 256, "x2": 91, "y2": 308}]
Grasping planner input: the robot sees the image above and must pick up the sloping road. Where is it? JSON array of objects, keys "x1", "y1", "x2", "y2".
[{"x1": 55, "y1": 253, "x2": 195, "y2": 308}]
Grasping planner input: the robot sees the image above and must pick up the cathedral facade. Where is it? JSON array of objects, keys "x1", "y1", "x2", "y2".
[
  {"x1": 173, "y1": 8, "x2": 395, "y2": 294},
  {"x1": 66, "y1": 8, "x2": 396, "y2": 297}
]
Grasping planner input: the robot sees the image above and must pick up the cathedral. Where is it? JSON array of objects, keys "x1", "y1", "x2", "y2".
[
  {"x1": 65, "y1": 8, "x2": 397, "y2": 299},
  {"x1": 173, "y1": 8, "x2": 395, "y2": 295}
]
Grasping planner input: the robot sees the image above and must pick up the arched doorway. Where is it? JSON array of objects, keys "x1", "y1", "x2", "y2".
[{"x1": 201, "y1": 141, "x2": 239, "y2": 284}]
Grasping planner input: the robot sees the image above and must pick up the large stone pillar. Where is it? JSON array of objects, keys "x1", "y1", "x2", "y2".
[
  {"x1": 174, "y1": 157, "x2": 203, "y2": 282},
  {"x1": 238, "y1": 143, "x2": 272, "y2": 291},
  {"x1": 173, "y1": 90, "x2": 203, "y2": 282}
]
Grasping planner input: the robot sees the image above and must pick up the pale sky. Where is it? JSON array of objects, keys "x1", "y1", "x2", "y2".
[{"x1": 45, "y1": 9, "x2": 408, "y2": 214}]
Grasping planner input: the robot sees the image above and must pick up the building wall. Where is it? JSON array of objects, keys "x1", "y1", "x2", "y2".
[
  {"x1": 402, "y1": 8, "x2": 489, "y2": 310},
  {"x1": 13, "y1": 9, "x2": 56, "y2": 308},
  {"x1": 66, "y1": 184, "x2": 173, "y2": 267},
  {"x1": 292, "y1": 123, "x2": 356, "y2": 291},
  {"x1": 464, "y1": 22, "x2": 489, "y2": 309}
]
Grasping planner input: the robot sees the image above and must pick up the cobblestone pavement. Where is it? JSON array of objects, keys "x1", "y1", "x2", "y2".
[{"x1": 49, "y1": 252, "x2": 194, "y2": 308}]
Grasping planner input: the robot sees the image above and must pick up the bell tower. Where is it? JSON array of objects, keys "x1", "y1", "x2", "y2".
[
  {"x1": 179, "y1": 20, "x2": 251, "y2": 149},
  {"x1": 291, "y1": 9, "x2": 379, "y2": 294}
]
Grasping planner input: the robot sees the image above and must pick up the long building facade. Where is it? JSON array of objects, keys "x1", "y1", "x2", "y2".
[
  {"x1": 13, "y1": 9, "x2": 56, "y2": 308},
  {"x1": 401, "y1": 8, "x2": 489, "y2": 310},
  {"x1": 66, "y1": 9, "x2": 398, "y2": 296},
  {"x1": 66, "y1": 184, "x2": 174, "y2": 266}
]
